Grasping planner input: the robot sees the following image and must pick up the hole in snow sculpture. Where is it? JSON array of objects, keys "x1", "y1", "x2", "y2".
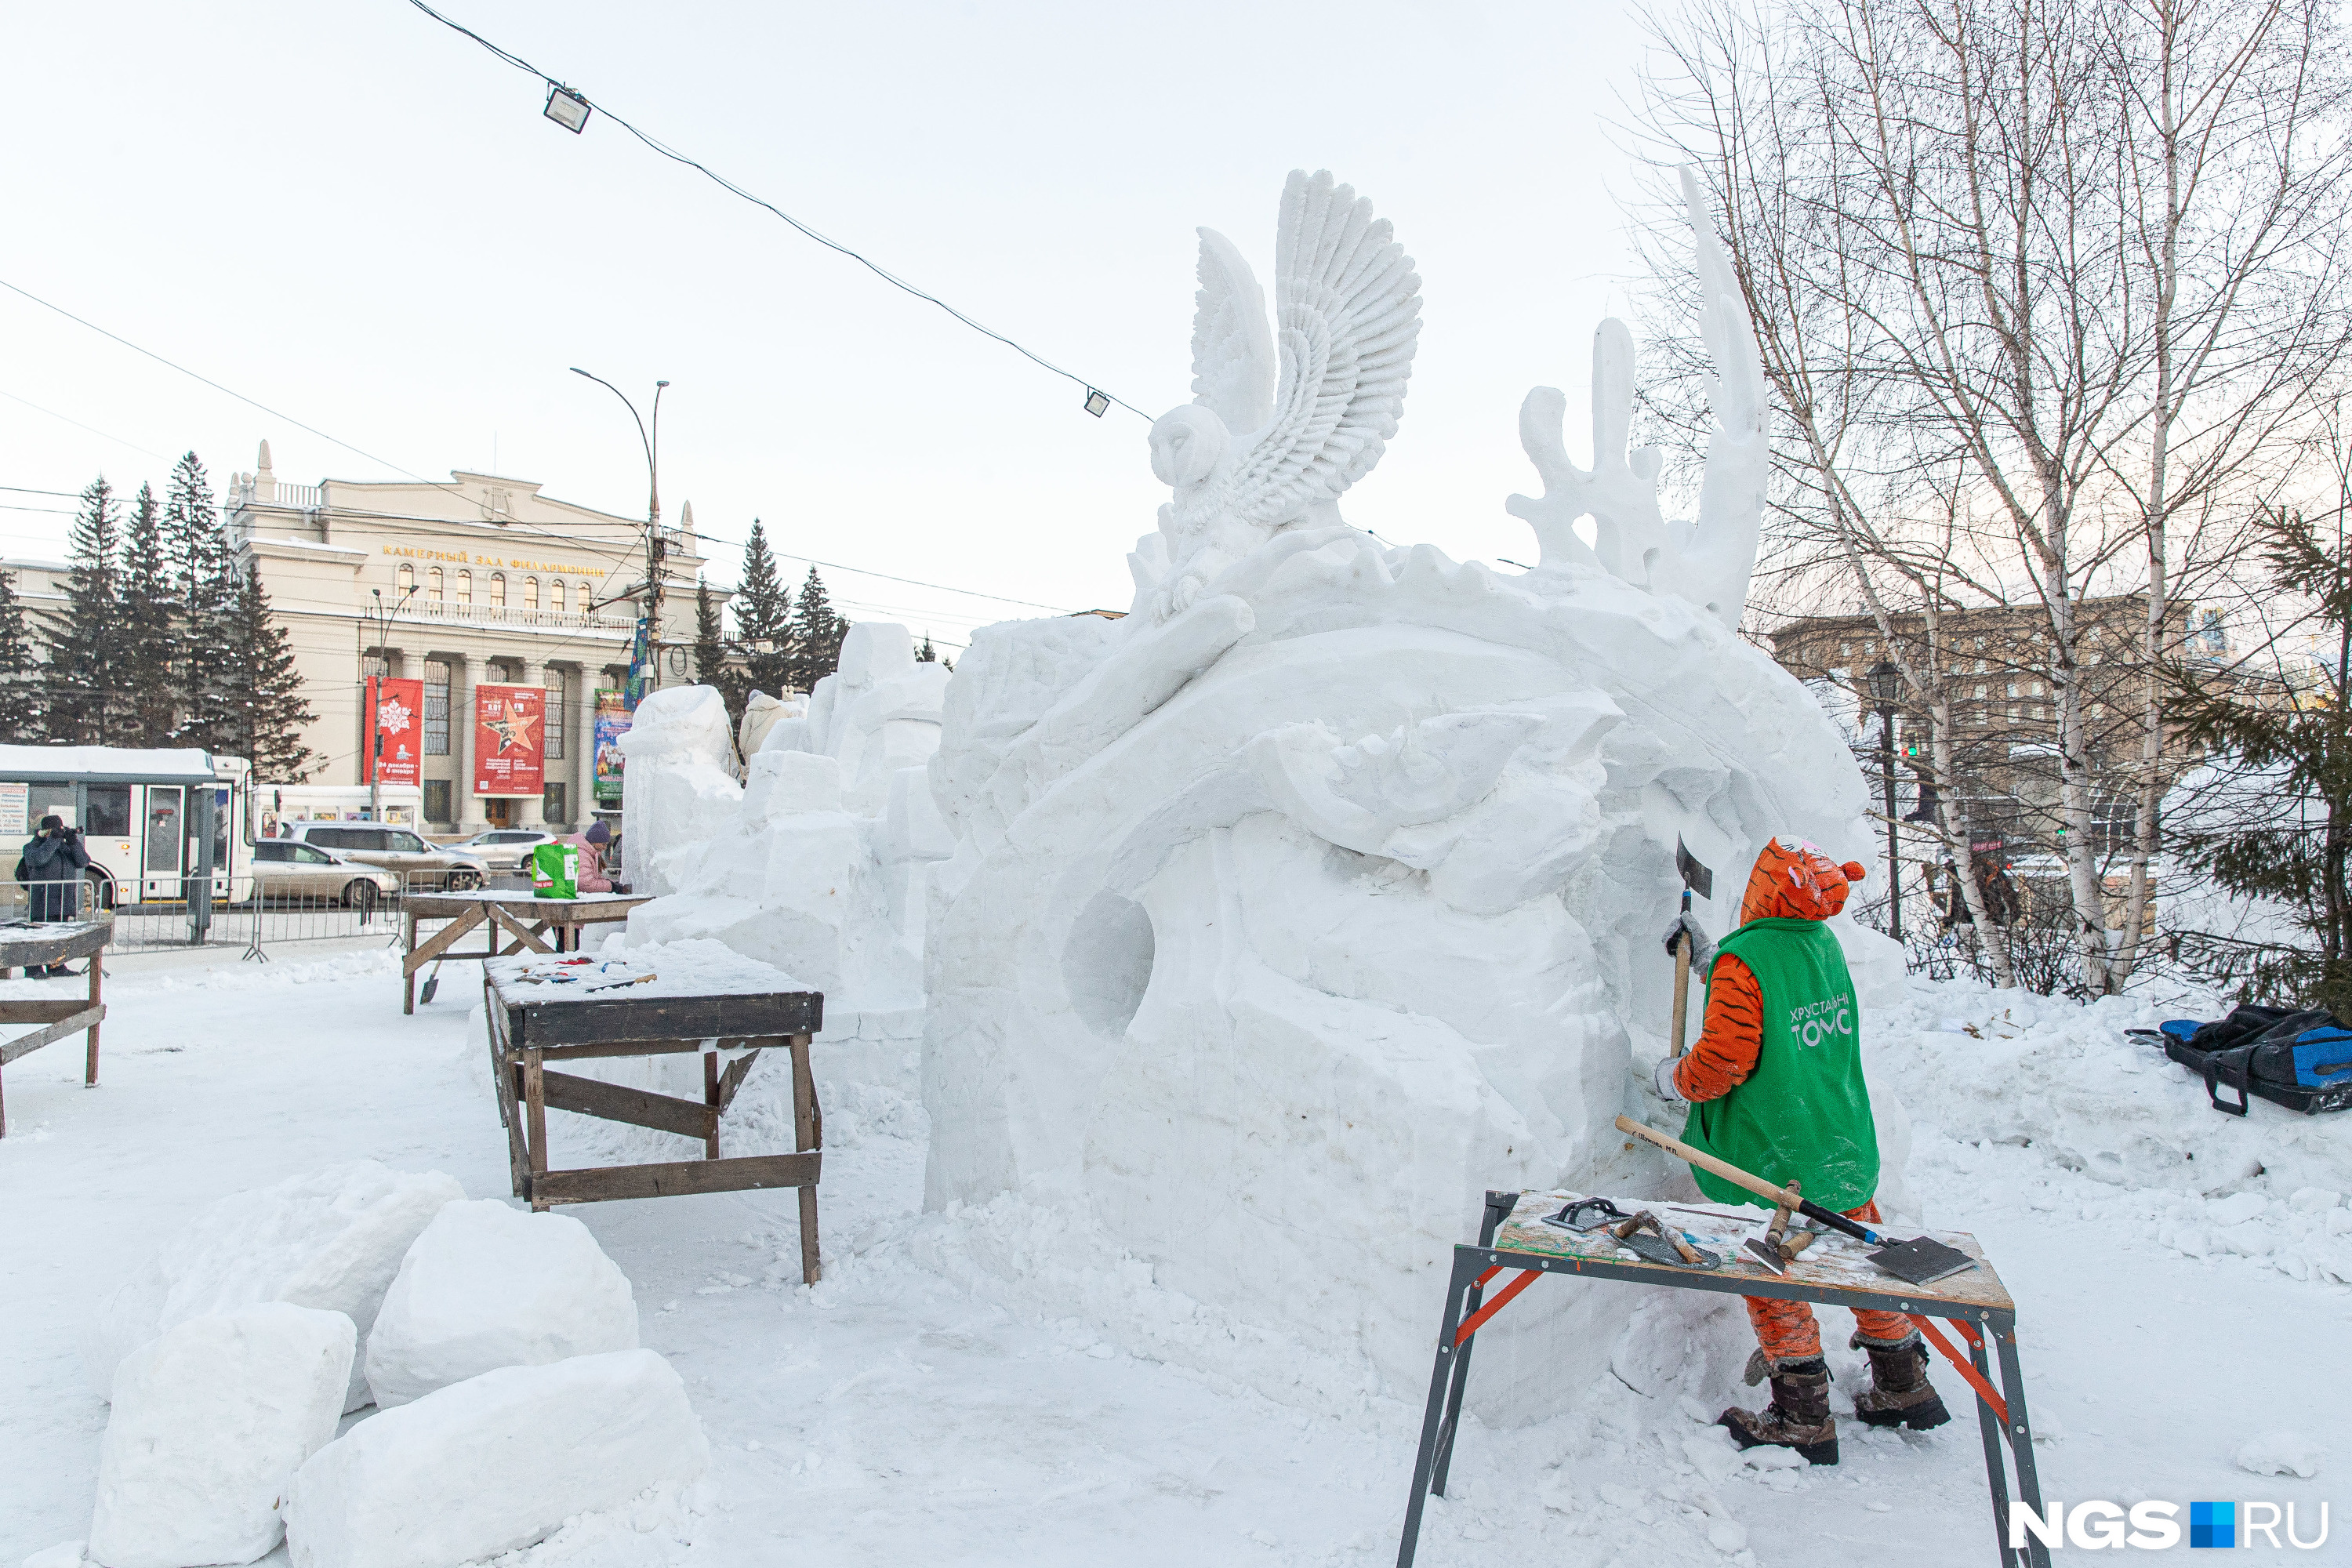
[{"x1": 1062, "y1": 890, "x2": 1156, "y2": 1037}]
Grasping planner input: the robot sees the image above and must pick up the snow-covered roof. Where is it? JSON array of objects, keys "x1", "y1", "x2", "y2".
[{"x1": 0, "y1": 745, "x2": 220, "y2": 783}]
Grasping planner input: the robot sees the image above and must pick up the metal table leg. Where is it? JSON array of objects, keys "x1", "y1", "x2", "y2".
[
  {"x1": 1994, "y1": 1323, "x2": 2049, "y2": 1568},
  {"x1": 1430, "y1": 1191, "x2": 1517, "y2": 1495},
  {"x1": 1397, "y1": 1250, "x2": 1482, "y2": 1568},
  {"x1": 1967, "y1": 1323, "x2": 2020, "y2": 1565}
]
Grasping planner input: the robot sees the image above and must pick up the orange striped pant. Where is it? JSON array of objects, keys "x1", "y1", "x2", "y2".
[{"x1": 1744, "y1": 1200, "x2": 1911, "y2": 1363}]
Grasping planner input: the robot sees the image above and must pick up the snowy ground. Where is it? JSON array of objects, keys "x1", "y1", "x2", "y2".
[{"x1": 3, "y1": 944, "x2": 2346, "y2": 1565}]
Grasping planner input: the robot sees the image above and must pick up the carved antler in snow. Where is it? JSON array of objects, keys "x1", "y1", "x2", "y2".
[{"x1": 1506, "y1": 168, "x2": 1769, "y2": 630}]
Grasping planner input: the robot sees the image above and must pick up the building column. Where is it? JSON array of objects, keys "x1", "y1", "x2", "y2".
[
  {"x1": 456, "y1": 653, "x2": 488, "y2": 833},
  {"x1": 516, "y1": 659, "x2": 546, "y2": 827}
]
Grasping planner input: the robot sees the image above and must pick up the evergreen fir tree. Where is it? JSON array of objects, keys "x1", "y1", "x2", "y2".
[
  {"x1": 0, "y1": 568, "x2": 34, "y2": 742},
  {"x1": 216, "y1": 561, "x2": 316, "y2": 779},
  {"x1": 731, "y1": 519, "x2": 794, "y2": 695},
  {"x1": 163, "y1": 451, "x2": 234, "y2": 751},
  {"x1": 692, "y1": 575, "x2": 743, "y2": 720},
  {"x1": 118, "y1": 481, "x2": 181, "y2": 746},
  {"x1": 788, "y1": 566, "x2": 847, "y2": 691},
  {"x1": 915, "y1": 633, "x2": 938, "y2": 662},
  {"x1": 37, "y1": 477, "x2": 129, "y2": 744}
]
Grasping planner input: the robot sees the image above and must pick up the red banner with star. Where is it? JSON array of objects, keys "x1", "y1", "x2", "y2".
[
  {"x1": 368, "y1": 676, "x2": 424, "y2": 786},
  {"x1": 473, "y1": 684, "x2": 545, "y2": 797}
]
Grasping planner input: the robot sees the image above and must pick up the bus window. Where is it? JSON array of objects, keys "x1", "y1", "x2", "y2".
[
  {"x1": 214, "y1": 787, "x2": 231, "y2": 869},
  {"x1": 85, "y1": 784, "x2": 132, "y2": 837},
  {"x1": 28, "y1": 782, "x2": 74, "y2": 826},
  {"x1": 146, "y1": 787, "x2": 183, "y2": 874}
]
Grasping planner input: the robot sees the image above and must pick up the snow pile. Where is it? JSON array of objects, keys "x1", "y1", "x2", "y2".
[
  {"x1": 284, "y1": 1348, "x2": 709, "y2": 1568},
  {"x1": 1871, "y1": 978, "x2": 2352, "y2": 1287},
  {"x1": 622, "y1": 624, "x2": 953, "y2": 1088},
  {"x1": 617, "y1": 686, "x2": 742, "y2": 898},
  {"x1": 2234, "y1": 1430, "x2": 2322, "y2": 1479},
  {"x1": 88, "y1": 1304, "x2": 354, "y2": 1568},
  {"x1": 365, "y1": 1200, "x2": 638, "y2": 1409},
  {"x1": 85, "y1": 1162, "x2": 463, "y2": 1411},
  {"x1": 914, "y1": 170, "x2": 1902, "y2": 1417}
]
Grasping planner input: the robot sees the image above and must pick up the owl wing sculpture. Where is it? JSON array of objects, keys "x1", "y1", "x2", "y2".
[
  {"x1": 1225, "y1": 169, "x2": 1421, "y2": 529},
  {"x1": 1189, "y1": 227, "x2": 1276, "y2": 435}
]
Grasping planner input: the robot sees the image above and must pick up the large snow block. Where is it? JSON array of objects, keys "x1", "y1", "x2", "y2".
[
  {"x1": 364, "y1": 1200, "x2": 637, "y2": 1408},
  {"x1": 284, "y1": 1349, "x2": 708, "y2": 1568},
  {"x1": 86, "y1": 1163, "x2": 464, "y2": 1412},
  {"x1": 89, "y1": 1304, "x2": 355, "y2": 1568}
]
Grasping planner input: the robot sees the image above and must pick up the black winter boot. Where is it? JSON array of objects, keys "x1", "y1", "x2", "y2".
[
  {"x1": 1850, "y1": 1330, "x2": 1951, "y2": 1431},
  {"x1": 1719, "y1": 1356, "x2": 1838, "y2": 1465}
]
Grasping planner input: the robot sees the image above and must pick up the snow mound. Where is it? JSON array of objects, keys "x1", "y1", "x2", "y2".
[
  {"x1": 618, "y1": 685, "x2": 742, "y2": 897},
  {"x1": 2234, "y1": 1430, "x2": 2322, "y2": 1479},
  {"x1": 284, "y1": 1348, "x2": 709, "y2": 1568},
  {"x1": 85, "y1": 1162, "x2": 464, "y2": 1410},
  {"x1": 89, "y1": 1303, "x2": 354, "y2": 1568},
  {"x1": 365, "y1": 1200, "x2": 638, "y2": 1409}
]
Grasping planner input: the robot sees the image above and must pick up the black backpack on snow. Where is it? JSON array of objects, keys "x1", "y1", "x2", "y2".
[{"x1": 2135, "y1": 1004, "x2": 2352, "y2": 1116}]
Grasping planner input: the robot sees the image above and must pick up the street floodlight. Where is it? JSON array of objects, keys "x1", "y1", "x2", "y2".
[
  {"x1": 1083, "y1": 388, "x2": 1110, "y2": 418},
  {"x1": 544, "y1": 84, "x2": 592, "y2": 134},
  {"x1": 1866, "y1": 659, "x2": 1902, "y2": 717}
]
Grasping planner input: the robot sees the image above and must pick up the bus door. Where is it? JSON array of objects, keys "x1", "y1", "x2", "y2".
[{"x1": 143, "y1": 785, "x2": 183, "y2": 900}]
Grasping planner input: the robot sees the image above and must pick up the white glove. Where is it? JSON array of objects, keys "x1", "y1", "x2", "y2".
[
  {"x1": 1661, "y1": 911, "x2": 1715, "y2": 974},
  {"x1": 1651, "y1": 1054, "x2": 1688, "y2": 1104}
]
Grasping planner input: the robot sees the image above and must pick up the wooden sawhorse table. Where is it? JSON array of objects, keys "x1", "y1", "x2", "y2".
[
  {"x1": 485, "y1": 956, "x2": 828, "y2": 1283},
  {"x1": 402, "y1": 892, "x2": 649, "y2": 1013},
  {"x1": 0, "y1": 918, "x2": 111, "y2": 1136},
  {"x1": 1399, "y1": 1189, "x2": 2049, "y2": 1568}
]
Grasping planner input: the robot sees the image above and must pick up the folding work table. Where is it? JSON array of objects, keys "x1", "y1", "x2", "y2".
[
  {"x1": 401, "y1": 891, "x2": 649, "y2": 1013},
  {"x1": 1398, "y1": 1189, "x2": 2048, "y2": 1568}
]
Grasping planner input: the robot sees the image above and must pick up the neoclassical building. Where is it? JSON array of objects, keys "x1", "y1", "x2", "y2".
[{"x1": 217, "y1": 441, "x2": 711, "y2": 833}]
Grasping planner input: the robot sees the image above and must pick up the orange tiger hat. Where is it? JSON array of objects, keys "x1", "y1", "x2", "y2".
[{"x1": 1738, "y1": 837, "x2": 1869, "y2": 925}]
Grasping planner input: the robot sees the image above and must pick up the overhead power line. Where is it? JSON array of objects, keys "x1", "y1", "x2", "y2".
[{"x1": 402, "y1": 0, "x2": 1152, "y2": 424}]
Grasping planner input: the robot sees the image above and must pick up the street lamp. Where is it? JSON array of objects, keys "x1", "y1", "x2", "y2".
[
  {"x1": 570, "y1": 368, "x2": 670, "y2": 692},
  {"x1": 1866, "y1": 659, "x2": 1904, "y2": 942},
  {"x1": 365, "y1": 585, "x2": 419, "y2": 824}
]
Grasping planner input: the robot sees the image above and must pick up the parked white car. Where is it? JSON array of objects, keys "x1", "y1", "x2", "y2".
[
  {"x1": 446, "y1": 829, "x2": 565, "y2": 874},
  {"x1": 249, "y1": 840, "x2": 401, "y2": 906}
]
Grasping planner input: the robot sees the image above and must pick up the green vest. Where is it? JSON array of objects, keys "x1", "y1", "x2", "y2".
[{"x1": 1678, "y1": 917, "x2": 1878, "y2": 1212}]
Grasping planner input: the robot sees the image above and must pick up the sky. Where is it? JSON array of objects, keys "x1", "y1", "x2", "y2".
[{"x1": 0, "y1": 0, "x2": 1683, "y2": 652}]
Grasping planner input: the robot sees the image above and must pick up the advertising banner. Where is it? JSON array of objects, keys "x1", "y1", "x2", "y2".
[
  {"x1": 367, "y1": 677, "x2": 425, "y2": 787},
  {"x1": 592, "y1": 689, "x2": 631, "y2": 804},
  {"x1": 473, "y1": 684, "x2": 546, "y2": 797}
]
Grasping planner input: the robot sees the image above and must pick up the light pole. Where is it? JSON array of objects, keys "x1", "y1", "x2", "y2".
[
  {"x1": 570, "y1": 368, "x2": 669, "y2": 691},
  {"x1": 1866, "y1": 659, "x2": 1904, "y2": 942},
  {"x1": 365, "y1": 585, "x2": 418, "y2": 823}
]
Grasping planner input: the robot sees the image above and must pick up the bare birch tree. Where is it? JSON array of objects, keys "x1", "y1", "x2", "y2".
[{"x1": 1635, "y1": 0, "x2": 2352, "y2": 993}]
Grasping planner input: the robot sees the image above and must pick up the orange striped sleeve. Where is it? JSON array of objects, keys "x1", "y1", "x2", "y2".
[{"x1": 1672, "y1": 954, "x2": 1764, "y2": 1103}]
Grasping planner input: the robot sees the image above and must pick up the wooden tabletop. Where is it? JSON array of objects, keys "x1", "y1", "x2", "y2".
[
  {"x1": 1490, "y1": 1190, "x2": 2015, "y2": 1318},
  {"x1": 0, "y1": 919, "x2": 113, "y2": 967},
  {"x1": 403, "y1": 891, "x2": 650, "y2": 922}
]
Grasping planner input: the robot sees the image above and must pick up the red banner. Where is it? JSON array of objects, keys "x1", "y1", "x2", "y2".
[
  {"x1": 473, "y1": 684, "x2": 546, "y2": 797},
  {"x1": 368, "y1": 677, "x2": 425, "y2": 786}
]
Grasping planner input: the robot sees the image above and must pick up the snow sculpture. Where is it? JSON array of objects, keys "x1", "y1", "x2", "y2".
[
  {"x1": 921, "y1": 169, "x2": 1904, "y2": 1415},
  {"x1": 621, "y1": 626, "x2": 953, "y2": 1083},
  {"x1": 616, "y1": 685, "x2": 742, "y2": 897}
]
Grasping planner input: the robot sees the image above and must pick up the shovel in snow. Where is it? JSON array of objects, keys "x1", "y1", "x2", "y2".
[{"x1": 1615, "y1": 1116, "x2": 1977, "y2": 1287}]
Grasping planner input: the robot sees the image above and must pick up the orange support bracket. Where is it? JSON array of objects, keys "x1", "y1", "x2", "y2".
[
  {"x1": 1455, "y1": 1269, "x2": 1542, "y2": 1345},
  {"x1": 1908, "y1": 1313, "x2": 2009, "y2": 1426}
]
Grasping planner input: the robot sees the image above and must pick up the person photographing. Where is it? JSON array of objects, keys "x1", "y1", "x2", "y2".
[
  {"x1": 16, "y1": 815, "x2": 92, "y2": 975},
  {"x1": 1654, "y1": 837, "x2": 1947, "y2": 1465}
]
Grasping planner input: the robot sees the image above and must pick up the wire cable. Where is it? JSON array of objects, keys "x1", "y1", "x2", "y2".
[{"x1": 402, "y1": 0, "x2": 1152, "y2": 423}]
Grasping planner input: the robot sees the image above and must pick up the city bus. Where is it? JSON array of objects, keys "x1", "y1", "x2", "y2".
[{"x1": 0, "y1": 746, "x2": 258, "y2": 909}]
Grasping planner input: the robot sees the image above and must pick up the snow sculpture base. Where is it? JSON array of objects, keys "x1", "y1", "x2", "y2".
[{"x1": 924, "y1": 546, "x2": 1897, "y2": 1416}]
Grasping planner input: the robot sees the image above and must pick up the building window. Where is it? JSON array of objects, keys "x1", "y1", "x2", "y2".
[
  {"x1": 524, "y1": 577, "x2": 539, "y2": 611},
  {"x1": 424, "y1": 779, "x2": 452, "y2": 825},
  {"x1": 362, "y1": 649, "x2": 391, "y2": 680},
  {"x1": 543, "y1": 782, "x2": 568, "y2": 825},
  {"x1": 456, "y1": 570, "x2": 472, "y2": 608},
  {"x1": 552, "y1": 580, "x2": 567, "y2": 615},
  {"x1": 489, "y1": 573, "x2": 506, "y2": 611},
  {"x1": 424, "y1": 659, "x2": 452, "y2": 755},
  {"x1": 428, "y1": 566, "x2": 444, "y2": 604},
  {"x1": 544, "y1": 667, "x2": 568, "y2": 760},
  {"x1": 397, "y1": 562, "x2": 415, "y2": 595}
]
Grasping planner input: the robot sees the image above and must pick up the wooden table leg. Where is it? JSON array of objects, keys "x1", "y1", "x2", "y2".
[
  {"x1": 403, "y1": 912, "x2": 417, "y2": 1014},
  {"x1": 790, "y1": 1031, "x2": 821, "y2": 1284},
  {"x1": 523, "y1": 1046, "x2": 549, "y2": 1212},
  {"x1": 703, "y1": 1049, "x2": 723, "y2": 1160},
  {"x1": 84, "y1": 947, "x2": 102, "y2": 1086}
]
